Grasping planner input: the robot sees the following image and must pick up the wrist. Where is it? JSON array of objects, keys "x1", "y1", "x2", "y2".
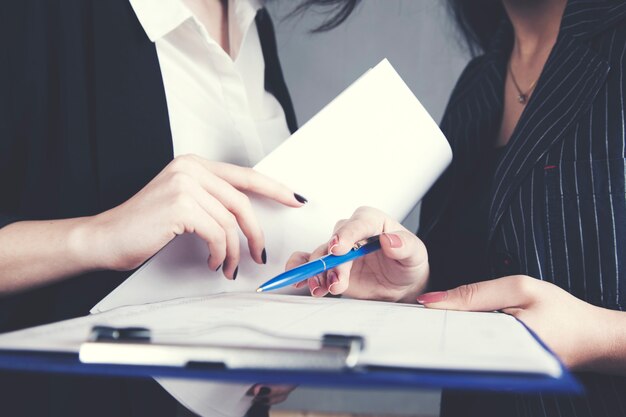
[
  {"x1": 66, "y1": 215, "x2": 108, "y2": 272},
  {"x1": 588, "y1": 309, "x2": 626, "y2": 374},
  {"x1": 574, "y1": 307, "x2": 625, "y2": 373}
]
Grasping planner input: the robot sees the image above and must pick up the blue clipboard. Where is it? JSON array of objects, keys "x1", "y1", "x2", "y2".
[
  {"x1": 0, "y1": 321, "x2": 582, "y2": 395},
  {"x1": 0, "y1": 350, "x2": 581, "y2": 394}
]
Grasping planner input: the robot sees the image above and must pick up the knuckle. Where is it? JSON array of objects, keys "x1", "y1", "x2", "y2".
[
  {"x1": 237, "y1": 167, "x2": 256, "y2": 189},
  {"x1": 211, "y1": 229, "x2": 227, "y2": 247},
  {"x1": 333, "y1": 219, "x2": 348, "y2": 231},
  {"x1": 172, "y1": 194, "x2": 195, "y2": 212},
  {"x1": 353, "y1": 206, "x2": 372, "y2": 217},
  {"x1": 223, "y1": 212, "x2": 238, "y2": 232},
  {"x1": 354, "y1": 205, "x2": 380, "y2": 218},
  {"x1": 169, "y1": 171, "x2": 192, "y2": 190},
  {"x1": 457, "y1": 283, "x2": 479, "y2": 307},
  {"x1": 171, "y1": 219, "x2": 187, "y2": 236},
  {"x1": 294, "y1": 251, "x2": 310, "y2": 261},
  {"x1": 512, "y1": 275, "x2": 537, "y2": 297},
  {"x1": 285, "y1": 254, "x2": 303, "y2": 270},
  {"x1": 314, "y1": 243, "x2": 328, "y2": 254},
  {"x1": 231, "y1": 192, "x2": 252, "y2": 214},
  {"x1": 169, "y1": 155, "x2": 193, "y2": 172}
]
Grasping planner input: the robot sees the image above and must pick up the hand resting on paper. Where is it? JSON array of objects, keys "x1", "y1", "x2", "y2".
[
  {"x1": 417, "y1": 276, "x2": 626, "y2": 374},
  {"x1": 286, "y1": 207, "x2": 626, "y2": 375},
  {"x1": 286, "y1": 207, "x2": 429, "y2": 303}
]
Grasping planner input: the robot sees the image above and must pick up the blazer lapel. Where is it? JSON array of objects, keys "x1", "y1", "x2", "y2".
[
  {"x1": 92, "y1": 0, "x2": 174, "y2": 210},
  {"x1": 256, "y1": 9, "x2": 298, "y2": 133},
  {"x1": 487, "y1": 2, "x2": 615, "y2": 243}
]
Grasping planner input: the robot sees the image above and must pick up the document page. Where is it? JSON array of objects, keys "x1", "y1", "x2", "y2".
[
  {"x1": 0, "y1": 293, "x2": 563, "y2": 378},
  {"x1": 91, "y1": 59, "x2": 452, "y2": 313},
  {"x1": 85, "y1": 59, "x2": 453, "y2": 416}
]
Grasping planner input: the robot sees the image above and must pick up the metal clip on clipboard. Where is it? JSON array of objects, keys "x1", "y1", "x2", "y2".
[{"x1": 79, "y1": 326, "x2": 365, "y2": 371}]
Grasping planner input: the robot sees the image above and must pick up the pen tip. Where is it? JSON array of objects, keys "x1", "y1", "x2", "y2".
[{"x1": 256, "y1": 288, "x2": 263, "y2": 293}]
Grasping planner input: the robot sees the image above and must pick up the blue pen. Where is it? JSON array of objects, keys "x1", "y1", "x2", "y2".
[{"x1": 256, "y1": 235, "x2": 382, "y2": 293}]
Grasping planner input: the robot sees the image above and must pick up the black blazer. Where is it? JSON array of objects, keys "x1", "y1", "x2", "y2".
[
  {"x1": 0, "y1": 1, "x2": 296, "y2": 416},
  {"x1": 419, "y1": 0, "x2": 626, "y2": 416},
  {"x1": 0, "y1": 1, "x2": 296, "y2": 331}
]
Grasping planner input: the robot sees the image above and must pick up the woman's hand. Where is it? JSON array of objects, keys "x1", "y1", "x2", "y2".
[
  {"x1": 84, "y1": 154, "x2": 306, "y2": 279},
  {"x1": 286, "y1": 207, "x2": 429, "y2": 303},
  {"x1": 417, "y1": 276, "x2": 626, "y2": 373}
]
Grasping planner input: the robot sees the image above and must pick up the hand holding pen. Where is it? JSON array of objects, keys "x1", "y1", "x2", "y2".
[
  {"x1": 277, "y1": 207, "x2": 431, "y2": 303},
  {"x1": 257, "y1": 235, "x2": 383, "y2": 293}
]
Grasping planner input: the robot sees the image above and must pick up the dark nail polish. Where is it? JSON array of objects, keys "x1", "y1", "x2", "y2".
[
  {"x1": 294, "y1": 193, "x2": 308, "y2": 204},
  {"x1": 258, "y1": 386, "x2": 271, "y2": 396},
  {"x1": 261, "y1": 248, "x2": 267, "y2": 264},
  {"x1": 233, "y1": 266, "x2": 239, "y2": 280},
  {"x1": 215, "y1": 264, "x2": 222, "y2": 272}
]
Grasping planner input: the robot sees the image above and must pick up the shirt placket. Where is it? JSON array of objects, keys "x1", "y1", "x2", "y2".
[{"x1": 191, "y1": 16, "x2": 265, "y2": 166}]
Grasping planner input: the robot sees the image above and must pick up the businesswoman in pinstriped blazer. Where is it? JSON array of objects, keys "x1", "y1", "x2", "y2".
[{"x1": 291, "y1": 0, "x2": 626, "y2": 416}]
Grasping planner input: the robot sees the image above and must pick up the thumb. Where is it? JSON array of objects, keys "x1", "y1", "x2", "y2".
[
  {"x1": 416, "y1": 276, "x2": 535, "y2": 311},
  {"x1": 380, "y1": 231, "x2": 428, "y2": 269}
]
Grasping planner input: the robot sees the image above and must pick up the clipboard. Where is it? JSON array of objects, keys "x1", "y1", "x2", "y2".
[
  {"x1": 0, "y1": 334, "x2": 581, "y2": 395},
  {"x1": 0, "y1": 302, "x2": 582, "y2": 395}
]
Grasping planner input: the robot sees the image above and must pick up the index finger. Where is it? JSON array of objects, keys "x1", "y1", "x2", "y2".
[
  {"x1": 203, "y1": 160, "x2": 307, "y2": 208},
  {"x1": 417, "y1": 276, "x2": 540, "y2": 311}
]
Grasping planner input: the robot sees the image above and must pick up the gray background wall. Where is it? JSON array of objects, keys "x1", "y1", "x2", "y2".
[
  {"x1": 266, "y1": 0, "x2": 470, "y2": 414},
  {"x1": 268, "y1": 0, "x2": 469, "y2": 232}
]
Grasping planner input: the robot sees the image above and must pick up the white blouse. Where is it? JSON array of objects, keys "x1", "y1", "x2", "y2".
[{"x1": 129, "y1": 0, "x2": 291, "y2": 167}]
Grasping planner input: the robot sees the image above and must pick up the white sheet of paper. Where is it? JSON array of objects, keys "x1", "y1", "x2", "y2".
[
  {"x1": 91, "y1": 59, "x2": 452, "y2": 314},
  {"x1": 0, "y1": 293, "x2": 563, "y2": 378},
  {"x1": 83, "y1": 59, "x2": 452, "y2": 416}
]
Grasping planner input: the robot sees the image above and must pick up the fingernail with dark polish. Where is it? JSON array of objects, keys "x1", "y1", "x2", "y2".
[
  {"x1": 258, "y1": 386, "x2": 271, "y2": 396},
  {"x1": 294, "y1": 193, "x2": 308, "y2": 204},
  {"x1": 261, "y1": 248, "x2": 267, "y2": 264},
  {"x1": 233, "y1": 266, "x2": 239, "y2": 280}
]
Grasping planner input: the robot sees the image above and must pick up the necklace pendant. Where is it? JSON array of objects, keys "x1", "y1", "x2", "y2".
[{"x1": 518, "y1": 94, "x2": 527, "y2": 105}]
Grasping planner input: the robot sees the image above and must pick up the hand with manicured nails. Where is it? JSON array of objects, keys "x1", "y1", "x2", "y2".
[
  {"x1": 85, "y1": 154, "x2": 306, "y2": 280},
  {"x1": 417, "y1": 276, "x2": 626, "y2": 374},
  {"x1": 286, "y1": 207, "x2": 429, "y2": 303}
]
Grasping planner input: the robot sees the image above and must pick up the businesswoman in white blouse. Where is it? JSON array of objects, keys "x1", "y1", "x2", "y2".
[{"x1": 0, "y1": 0, "x2": 299, "y2": 415}]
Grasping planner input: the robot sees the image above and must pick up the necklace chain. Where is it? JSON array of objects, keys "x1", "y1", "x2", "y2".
[{"x1": 508, "y1": 62, "x2": 539, "y2": 105}]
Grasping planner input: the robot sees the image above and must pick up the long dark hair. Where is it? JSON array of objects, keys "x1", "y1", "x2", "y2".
[{"x1": 293, "y1": 0, "x2": 506, "y2": 56}]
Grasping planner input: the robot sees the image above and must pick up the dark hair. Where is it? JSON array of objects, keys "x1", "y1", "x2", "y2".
[
  {"x1": 294, "y1": 0, "x2": 506, "y2": 56},
  {"x1": 291, "y1": 0, "x2": 361, "y2": 33},
  {"x1": 446, "y1": 0, "x2": 505, "y2": 56}
]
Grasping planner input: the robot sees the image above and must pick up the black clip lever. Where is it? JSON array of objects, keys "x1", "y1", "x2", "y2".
[{"x1": 89, "y1": 326, "x2": 151, "y2": 342}]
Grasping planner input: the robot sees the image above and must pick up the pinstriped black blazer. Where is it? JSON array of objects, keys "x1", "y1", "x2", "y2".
[{"x1": 419, "y1": 1, "x2": 626, "y2": 416}]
